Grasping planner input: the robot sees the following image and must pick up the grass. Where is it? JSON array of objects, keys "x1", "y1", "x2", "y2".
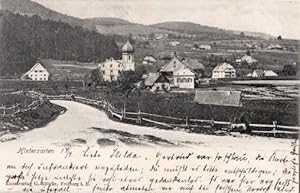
[
  {"x1": 0, "y1": 93, "x2": 34, "y2": 107},
  {"x1": 75, "y1": 88, "x2": 298, "y2": 126}
]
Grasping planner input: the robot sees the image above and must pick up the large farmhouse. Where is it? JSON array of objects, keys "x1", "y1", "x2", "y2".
[
  {"x1": 212, "y1": 63, "x2": 236, "y2": 79},
  {"x1": 21, "y1": 62, "x2": 50, "y2": 81},
  {"x1": 98, "y1": 41, "x2": 135, "y2": 81},
  {"x1": 159, "y1": 55, "x2": 205, "y2": 89}
]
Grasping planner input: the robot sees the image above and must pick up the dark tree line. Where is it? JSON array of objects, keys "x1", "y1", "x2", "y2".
[{"x1": 0, "y1": 11, "x2": 120, "y2": 76}]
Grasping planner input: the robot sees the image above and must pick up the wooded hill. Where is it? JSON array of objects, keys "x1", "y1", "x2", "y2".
[{"x1": 0, "y1": 11, "x2": 120, "y2": 77}]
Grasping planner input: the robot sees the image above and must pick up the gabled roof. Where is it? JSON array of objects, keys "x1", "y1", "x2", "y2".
[
  {"x1": 160, "y1": 55, "x2": 186, "y2": 73},
  {"x1": 194, "y1": 90, "x2": 242, "y2": 107},
  {"x1": 264, "y1": 70, "x2": 278, "y2": 76},
  {"x1": 143, "y1": 55, "x2": 157, "y2": 62},
  {"x1": 213, "y1": 63, "x2": 235, "y2": 72},
  {"x1": 21, "y1": 62, "x2": 51, "y2": 79},
  {"x1": 182, "y1": 58, "x2": 205, "y2": 70},
  {"x1": 174, "y1": 66, "x2": 196, "y2": 76},
  {"x1": 160, "y1": 56, "x2": 205, "y2": 73},
  {"x1": 144, "y1": 73, "x2": 169, "y2": 86}
]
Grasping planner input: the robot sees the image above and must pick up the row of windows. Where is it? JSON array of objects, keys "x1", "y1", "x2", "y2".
[
  {"x1": 102, "y1": 64, "x2": 122, "y2": 68},
  {"x1": 177, "y1": 78, "x2": 193, "y2": 83},
  {"x1": 34, "y1": 70, "x2": 45, "y2": 73},
  {"x1": 102, "y1": 70, "x2": 121, "y2": 75},
  {"x1": 32, "y1": 78, "x2": 47, "y2": 80},
  {"x1": 30, "y1": 74, "x2": 47, "y2": 77}
]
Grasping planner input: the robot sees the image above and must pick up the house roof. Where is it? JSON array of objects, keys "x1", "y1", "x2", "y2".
[
  {"x1": 144, "y1": 73, "x2": 168, "y2": 86},
  {"x1": 194, "y1": 90, "x2": 242, "y2": 107},
  {"x1": 241, "y1": 55, "x2": 258, "y2": 64},
  {"x1": 143, "y1": 55, "x2": 157, "y2": 62},
  {"x1": 247, "y1": 70, "x2": 278, "y2": 77},
  {"x1": 213, "y1": 63, "x2": 235, "y2": 72},
  {"x1": 174, "y1": 66, "x2": 196, "y2": 76},
  {"x1": 264, "y1": 70, "x2": 278, "y2": 76},
  {"x1": 160, "y1": 56, "x2": 205, "y2": 73},
  {"x1": 182, "y1": 58, "x2": 205, "y2": 70}
]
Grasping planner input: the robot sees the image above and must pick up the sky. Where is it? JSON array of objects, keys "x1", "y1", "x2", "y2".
[{"x1": 33, "y1": 0, "x2": 300, "y2": 39}]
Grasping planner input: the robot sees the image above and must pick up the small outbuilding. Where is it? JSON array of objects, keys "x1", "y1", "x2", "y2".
[
  {"x1": 143, "y1": 73, "x2": 170, "y2": 92},
  {"x1": 194, "y1": 90, "x2": 242, "y2": 107}
]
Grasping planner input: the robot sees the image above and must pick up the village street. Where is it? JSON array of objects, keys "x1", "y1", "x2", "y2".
[{"x1": 0, "y1": 100, "x2": 294, "y2": 152}]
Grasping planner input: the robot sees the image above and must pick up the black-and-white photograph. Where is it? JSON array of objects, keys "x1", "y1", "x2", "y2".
[{"x1": 0, "y1": 0, "x2": 299, "y2": 192}]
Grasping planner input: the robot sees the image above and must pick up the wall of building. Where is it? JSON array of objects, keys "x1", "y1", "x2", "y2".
[{"x1": 174, "y1": 76, "x2": 195, "y2": 89}]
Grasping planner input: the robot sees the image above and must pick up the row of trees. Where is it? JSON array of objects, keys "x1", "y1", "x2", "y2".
[{"x1": 0, "y1": 11, "x2": 120, "y2": 76}]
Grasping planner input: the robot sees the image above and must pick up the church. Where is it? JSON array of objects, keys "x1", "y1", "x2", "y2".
[{"x1": 98, "y1": 41, "x2": 135, "y2": 81}]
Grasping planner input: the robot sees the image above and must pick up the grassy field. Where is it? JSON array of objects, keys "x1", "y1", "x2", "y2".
[
  {"x1": 73, "y1": 88, "x2": 298, "y2": 126},
  {"x1": 0, "y1": 92, "x2": 34, "y2": 107}
]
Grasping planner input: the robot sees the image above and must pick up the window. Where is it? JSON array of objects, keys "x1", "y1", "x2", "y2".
[
  {"x1": 110, "y1": 70, "x2": 113, "y2": 74},
  {"x1": 118, "y1": 70, "x2": 121, "y2": 74},
  {"x1": 118, "y1": 64, "x2": 121, "y2": 68},
  {"x1": 110, "y1": 64, "x2": 113, "y2": 68},
  {"x1": 35, "y1": 70, "x2": 38, "y2": 73},
  {"x1": 102, "y1": 71, "x2": 105, "y2": 75}
]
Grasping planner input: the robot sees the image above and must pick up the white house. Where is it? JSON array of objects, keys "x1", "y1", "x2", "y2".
[
  {"x1": 212, "y1": 63, "x2": 236, "y2": 79},
  {"x1": 246, "y1": 70, "x2": 278, "y2": 78},
  {"x1": 169, "y1": 41, "x2": 180, "y2": 47},
  {"x1": 21, "y1": 62, "x2": 50, "y2": 81},
  {"x1": 173, "y1": 66, "x2": 196, "y2": 89},
  {"x1": 199, "y1": 45, "x2": 212, "y2": 50},
  {"x1": 142, "y1": 55, "x2": 157, "y2": 65},
  {"x1": 239, "y1": 55, "x2": 258, "y2": 66},
  {"x1": 98, "y1": 41, "x2": 135, "y2": 81}
]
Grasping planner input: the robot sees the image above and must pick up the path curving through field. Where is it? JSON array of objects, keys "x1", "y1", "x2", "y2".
[{"x1": 0, "y1": 100, "x2": 293, "y2": 151}]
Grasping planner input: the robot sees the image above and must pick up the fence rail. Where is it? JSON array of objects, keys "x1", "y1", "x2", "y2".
[
  {"x1": 41, "y1": 92, "x2": 300, "y2": 137},
  {"x1": 0, "y1": 100, "x2": 44, "y2": 118}
]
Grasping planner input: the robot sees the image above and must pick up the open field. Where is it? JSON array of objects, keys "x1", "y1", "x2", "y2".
[
  {"x1": 72, "y1": 88, "x2": 298, "y2": 126},
  {"x1": 0, "y1": 79, "x2": 298, "y2": 126}
]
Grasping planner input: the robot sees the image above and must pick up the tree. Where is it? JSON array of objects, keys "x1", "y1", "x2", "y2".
[
  {"x1": 149, "y1": 33, "x2": 155, "y2": 40},
  {"x1": 277, "y1": 35, "x2": 282, "y2": 40},
  {"x1": 114, "y1": 71, "x2": 142, "y2": 115},
  {"x1": 193, "y1": 43, "x2": 199, "y2": 49},
  {"x1": 90, "y1": 69, "x2": 104, "y2": 85},
  {"x1": 240, "y1": 32, "x2": 245, "y2": 37},
  {"x1": 246, "y1": 50, "x2": 251, "y2": 56},
  {"x1": 282, "y1": 65, "x2": 296, "y2": 76}
]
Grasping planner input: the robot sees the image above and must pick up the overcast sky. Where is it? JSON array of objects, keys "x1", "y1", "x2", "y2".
[{"x1": 33, "y1": 0, "x2": 300, "y2": 39}]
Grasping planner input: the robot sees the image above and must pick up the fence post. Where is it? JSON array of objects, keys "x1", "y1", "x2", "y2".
[
  {"x1": 185, "y1": 115, "x2": 189, "y2": 127},
  {"x1": 2, "y1": 106, "x2": 6, "y2": 117},
  {"x1": 136, "y1": 110, "x2": 142, "y2": 125},
  {"x1": 211, "y1": 119, "x2": 215, "y2": 127},
  {"x1": 17, "y1": 104, "x2": 20, "y2": 113},
  {"x1": 12, "y1": 104, "x2": 15, "y2": 114},
  {"x1": 273, "y1": 121, "x2": 277, "y2": 137}
]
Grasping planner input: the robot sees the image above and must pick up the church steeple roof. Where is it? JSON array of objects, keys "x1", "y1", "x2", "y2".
[{"x1": 122, "y1": 41, "x2": 134, "y2": 53}]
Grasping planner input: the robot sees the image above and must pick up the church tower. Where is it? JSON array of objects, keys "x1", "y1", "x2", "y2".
[{"x1": 121, "y1": 41, "x2": 135, "y2": 71}]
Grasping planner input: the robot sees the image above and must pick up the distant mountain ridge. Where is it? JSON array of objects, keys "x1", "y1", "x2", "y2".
[{"x1": 0, "y1": 0, "x2": 273, "y2": 39}]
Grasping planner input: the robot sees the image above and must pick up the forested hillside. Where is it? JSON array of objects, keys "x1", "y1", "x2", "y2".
[{"x1": 0, "y1": 11, "x2": 120, "y2": 76}]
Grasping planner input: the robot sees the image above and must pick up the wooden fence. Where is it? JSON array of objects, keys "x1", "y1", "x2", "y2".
[
  {"x1": 0, "y1": 99, "x2": 45, "y2": 118},
  {"x1": 44, "y1": 93, "x2": 300, "y2": 137}
]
